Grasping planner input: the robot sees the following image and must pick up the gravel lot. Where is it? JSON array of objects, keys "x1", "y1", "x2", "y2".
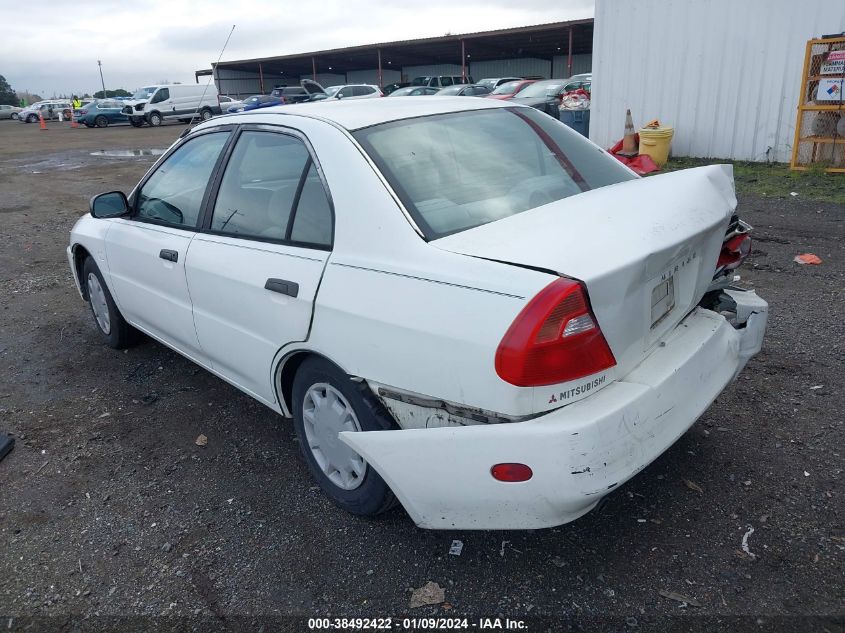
[{"x1": 0, "y1": 119, "x2": 842, "y2": 632}]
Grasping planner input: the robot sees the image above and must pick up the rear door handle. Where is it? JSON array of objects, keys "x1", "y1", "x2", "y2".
[
  {"x1": 265, "y1": 278, "x2": 299, "y2": 298},
  {"x1": 159, "y1": 249, "x2": 178, "y2": 263}
]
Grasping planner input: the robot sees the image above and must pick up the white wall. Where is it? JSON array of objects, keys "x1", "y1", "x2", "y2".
[{"x1": 591, "y1": 0, "x2": 845, "y2": 161}]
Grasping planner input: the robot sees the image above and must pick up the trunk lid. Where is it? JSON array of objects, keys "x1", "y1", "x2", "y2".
[{"x1": 433, "y1": 165, "x2": 737, "y2": 379}]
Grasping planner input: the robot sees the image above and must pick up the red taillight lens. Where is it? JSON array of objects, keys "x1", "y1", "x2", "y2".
[
  {"x1": 717, "y1": 234, "x2": 752, "y2": 270},
  {"x1": 495, "y1": 278, "x2": 616, "y2": 387},
  {"x1": 80, "y1": 109, "x2": 88, "y2": 115},
  {"x1": 491, "y1": 463, "x2": 533, "y2": 482}
]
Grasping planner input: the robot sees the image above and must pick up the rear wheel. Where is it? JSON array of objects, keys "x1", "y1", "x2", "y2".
[
  {"x1": 292, "y1": 357, "x2": 398, "y2": 516},
  {"x1": 82, "y1": 257, "x2": 138, "y2": 349},
  {"x1": 26, "y1": 114, "x2": 37, "y2": 123},
  {"x1": 148, "y1": 111, "x2": 162, "y2": 127},
  {"x1": 199, "y1": 107, "x2": 213, "y2": 121},
  {"x1": 62, "y1": 109, "x2": 72, "y2": 120},
  {"x1": 11, "y1": 113, "x2": 18, "y2": 120},
  {"x1": 94, "y1": 115, "x2": 108, "y2": 128}
]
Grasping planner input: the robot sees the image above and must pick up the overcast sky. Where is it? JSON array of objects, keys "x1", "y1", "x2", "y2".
[{"x1": 0, "y1": 0, "x2": 593, "y2": 97}]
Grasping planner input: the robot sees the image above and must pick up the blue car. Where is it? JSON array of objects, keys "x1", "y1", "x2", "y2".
[
  {"x1": 76, "y1": 100, "x2": 128, "y2": 128},
  {"x1": 228, "y1": 95, "x2": 283, "y2": 113}
]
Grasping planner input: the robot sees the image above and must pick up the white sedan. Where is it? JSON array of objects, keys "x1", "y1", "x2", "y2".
[{"x1": 67, "y1": 98, "x2": 768, "y2": 530}]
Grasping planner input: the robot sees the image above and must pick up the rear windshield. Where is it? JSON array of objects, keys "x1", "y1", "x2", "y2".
[
  {"x1": 492, "y1": 80, "x2": 523, "y2": 95},
  {"x1": 353, "y1": 107, "x2": 636, "y2": 239}
]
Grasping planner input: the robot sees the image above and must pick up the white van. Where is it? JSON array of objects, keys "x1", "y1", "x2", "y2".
[{"x1": 122, "y1": 84, "x2": 221, "y2": 127}]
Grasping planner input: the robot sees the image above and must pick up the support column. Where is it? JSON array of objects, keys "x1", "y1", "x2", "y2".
[
  {"x1": 461, "y1": 40, "x2": 466, "y2": 82},
  {"x1": 258, "y1": 62, "x2": 265, "y2": 94},
  {"x1": 312, "y1": 56, "x2": 317, "y2": 81},
  {"x1": 567, "y1": 27, "x2": 573, "y2": 77},
  {"x1": 377, "y1": 48, "x2": 383, "y2": 89}
]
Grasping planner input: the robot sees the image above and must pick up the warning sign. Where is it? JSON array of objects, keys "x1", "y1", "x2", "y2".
[
  {"x1": 817, "y1": 77, "x2": 844, "y2": 101},
  {"x1": 820, "y1": 50, "x2": 845, "y2": 75}
]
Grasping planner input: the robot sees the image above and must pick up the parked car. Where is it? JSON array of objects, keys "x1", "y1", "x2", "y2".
[
  {"x1": 477, "y1": 77, "x2": 521, "y2": 91},
  {"x1": 387, "y1": 86, "x2": 439, "y2": 97},
  {"x1": 321, "y1": 85, "x2": 383, "y2": 100},
  {"x1": 507, "y1": 79, "x2": 571, "y2": 116},
  {"x1": 218, "y1": 95, "x2": 243, "y2": 110},
  {"x1": 270, "y1": 79, "x2": 326, "y2": 103},
  {"x1": 486, "y1": 79, "x2": 537, "y2": 100},
  {"x1": 561, "y1": 73, "x2": 592, "y2": 94},
  {"x1": 122, "y1": 84, "x2": 222, "y2": 127},
  {"x1": 227, "y1": 95, "x2": 283, "y2": 113},
  {"x1": 18, "y1": 101, "x2": 73, "y2": 123},
  {"x1": 0, "y1": 104, "x2": 22, "y2": 120},
  {"x1": 68, "y1": 98, "x2": 767, "y2": 530},
  {"x1": 409, "y1": 75, "x2": 473, "y2": 89},
  {"x1": 76, "y1": 100, "x2": 128, "y2": 127},
  {"x1": 382, "y1": 82, "x2": 410, "y2": 95},
  {"x1": 434, "y1": 84, "x2": 491, "y2": 97}
]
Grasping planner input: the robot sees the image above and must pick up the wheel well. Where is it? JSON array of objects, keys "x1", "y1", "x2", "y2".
[
  {"x1": 277, "y1": 351, "x2": 354, "y2": 417},
  {"x1": 73, "y1": 245, "x2": 92, "y2": 300}
]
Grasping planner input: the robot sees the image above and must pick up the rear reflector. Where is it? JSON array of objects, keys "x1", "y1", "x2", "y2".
[
  {"x1": 495, "y1": 277, "x2": 616, "y2": 387},
  {"x1": 491, "y1": 463, "x2": 533, "y2": 482}
]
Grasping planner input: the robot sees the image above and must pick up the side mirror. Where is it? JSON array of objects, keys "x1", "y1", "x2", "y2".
[{"x1": 90, "y1": 191, "x2": 129, "y2": 218}]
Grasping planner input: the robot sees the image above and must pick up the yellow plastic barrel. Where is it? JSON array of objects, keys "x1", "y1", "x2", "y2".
[{"x1": 638, "y1": 123, "x2": 674, "y2": 167}]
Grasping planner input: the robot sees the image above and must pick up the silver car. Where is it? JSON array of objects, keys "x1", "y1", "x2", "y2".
[
  {"x1": 17, "y1": 101, "x2": 73, "y2": 123},
  {"x1": 0, "y1": 104, "x2": 22, "y2": 120}
]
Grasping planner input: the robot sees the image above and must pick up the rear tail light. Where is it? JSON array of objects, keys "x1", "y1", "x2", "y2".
[
  {"x1": 495, "y1": 278, "x2": 616, "y2": 387},
  {"x1": 491, "y1": 463, "x2": 533, "y2": 482},
  {"x1": 717, "y1": 234, "x2": 752, "y2": 270}
]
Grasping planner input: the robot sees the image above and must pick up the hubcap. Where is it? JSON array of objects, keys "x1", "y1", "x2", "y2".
[
  {"x1": 87, "y1": 272, "x2": 111, "y2": 335},
  {"x1": 302, "y1": 383, "x2": 366, "y2": 491}
]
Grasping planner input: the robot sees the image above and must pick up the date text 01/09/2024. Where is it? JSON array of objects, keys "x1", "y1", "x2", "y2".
[{"x1": 307, "y1": 617, "x2": 528, "y2": 630}]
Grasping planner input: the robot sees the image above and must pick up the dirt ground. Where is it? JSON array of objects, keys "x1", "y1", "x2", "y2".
[{"x1": 0, "y1": 119, "x2": 842, "y2": 632}]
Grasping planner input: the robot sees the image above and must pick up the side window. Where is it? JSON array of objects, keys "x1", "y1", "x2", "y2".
[
  {"x1": 136, "y1": 132, "x2": 229, "y2": 228},
  {"x1": 440, "y1": 77, "x2": 453, "y2": 87},
  {"x1": 151, "y1": 88, "x2": 169, "y2": 103},
  {"x1": 210, "y1": 131, "x2": 311, "y2": 240},
  {"x1": 339, "y1": 87, "x2": 354, "y2": 98},
  {"x1": 289, "y1": 163, "x2": 332, "y2": 247}
]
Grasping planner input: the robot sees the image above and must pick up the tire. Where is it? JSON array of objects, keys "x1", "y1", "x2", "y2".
[
  {"x1": 148, "y1": 111, "x2": 162, "y2": 127},
  {"x1": 94, "y1": 115, "x2": 109, "y2": 128},
  {"x1": 62, "y1": 109, "x2": 72, "y2": 120},
  {"x1": 292, "y1": 357, "x2": 398, "y2": 517},
  {"x1": 129, "y1": 118, "x2": 144, "y2": 128},
  {"x1": 26, "y1": 114, "x2": 37, "y2": 123},
  {"x1": 11, "y1": 113, "x2": 18, "y2": 120},
  {"x1": 199, "y1": 108, "x2": 213, "y2": 121},
  {"x1": 81, "y1": 257, "x2": 138, "y2": 349}
]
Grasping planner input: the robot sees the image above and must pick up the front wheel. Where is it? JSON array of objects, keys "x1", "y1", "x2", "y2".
[
  {"x1": 94, "y1": 115, "x2": 108, "y2": 128},
  {"x1": 148, "y1": 112, "x2": 162, "y2": 127},
  {"x1": 292, "y1": 357, "x2": 398, "y2": 517},
  {"x1": 82, "y1": 257, "x2": 138, "y2": 349},
  {"x1": 11, "y1": 113, "x2": 18, "y2": 120},
  {"x1": 26, "y1": 114, "x2": 37, "y2": 123}
]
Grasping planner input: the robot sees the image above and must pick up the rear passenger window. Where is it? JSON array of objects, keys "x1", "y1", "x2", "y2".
[
  {"x1": 352, "y1": 86, "x2": 372, "y2": 97},
  {"x1": 211, "y1": 131, "x2": 332, "y2": 247},
  {"x1": 440, "y1": 77, "x2": 453, "y2": 87},
  {"x1": 289, "y1": 163, "x2": 332, "y2": 247}
]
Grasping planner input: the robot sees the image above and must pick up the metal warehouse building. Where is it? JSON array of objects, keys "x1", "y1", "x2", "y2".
[
  {"x1": 590, "y1": 0, "x2": 845, "y2": 162},
  {"x1": 199, "y1": 19, "x2": 593, "y2": 98}
]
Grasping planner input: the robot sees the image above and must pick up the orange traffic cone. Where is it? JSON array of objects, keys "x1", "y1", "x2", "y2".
[
  {"x1": 38, "y1": 111, "x2": 48, "y2": 131},
  {"x1": 70, "y1": 109, "x2": 79, "y2": 129},
  {"x1": 618, "y1": 109, "x2": 637, "y2": 157}
]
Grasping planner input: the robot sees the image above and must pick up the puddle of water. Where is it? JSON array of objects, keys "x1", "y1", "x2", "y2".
[{"x1": 90, "y1": 149, "x2": 165, "y2": 158}]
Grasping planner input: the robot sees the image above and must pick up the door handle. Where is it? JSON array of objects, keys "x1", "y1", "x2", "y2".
[
  {"x1": 159, "y1": 249, "x2": 178, "y2": 263},
  {"x1": 265, "y1": 278, "x2": 299, "y2": 298}
]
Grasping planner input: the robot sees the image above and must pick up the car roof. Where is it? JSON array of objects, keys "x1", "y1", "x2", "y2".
[{"x1": 206, "y1": 96, "x2": 516, "y2": 131}]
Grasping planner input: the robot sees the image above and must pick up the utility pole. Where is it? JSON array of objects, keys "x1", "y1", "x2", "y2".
[{"x1": 97, "y1": 60, "x2": 107, "y2": 97}]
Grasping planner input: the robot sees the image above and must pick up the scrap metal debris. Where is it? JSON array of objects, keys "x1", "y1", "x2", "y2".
[
  {"x1": 741, "y1": 526, "x2": 757, "y2": 560},
  {"x1": 658, "y1": 589, "x2": 702, "y2": 607},
  {"x1": 448, "y1": 540, "x2": 463, "y2": 556},
  {"x1": 409, "y1": 581, "x2": 445, "y2": 608}
]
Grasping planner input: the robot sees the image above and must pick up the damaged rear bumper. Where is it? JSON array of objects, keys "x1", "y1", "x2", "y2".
[{"x1": 341, "y1": 291, "x2": 768, "y2": 530}]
